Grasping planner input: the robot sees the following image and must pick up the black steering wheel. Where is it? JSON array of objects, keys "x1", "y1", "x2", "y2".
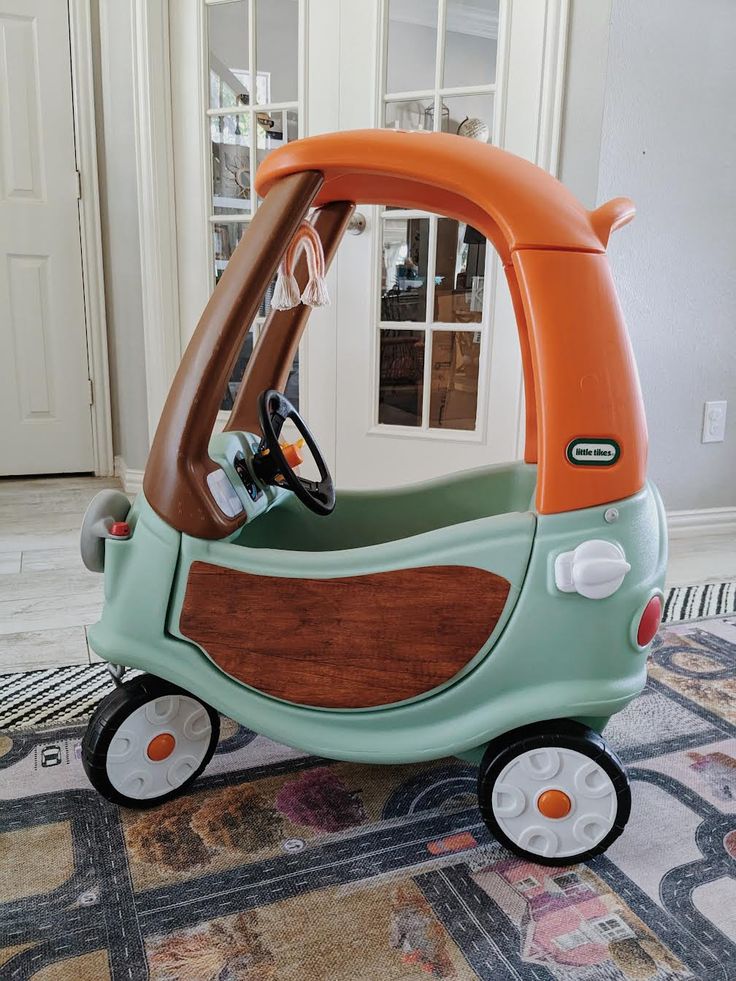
[{"x1": 253, "y1": 389, "x2": 335, "y2": 516}]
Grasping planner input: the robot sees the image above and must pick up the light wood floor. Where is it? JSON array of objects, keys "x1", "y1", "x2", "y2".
[
  {"x1": 1, "y1": 475, "x2": 735, "y2": 674},
  {"x1": 0, "y1": 476, "x2": 120, "y2": 673}
]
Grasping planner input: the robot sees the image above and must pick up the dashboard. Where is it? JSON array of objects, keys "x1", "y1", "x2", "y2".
[{"x1": 205, "y1": 430, "x2": 282, "y2": 525}]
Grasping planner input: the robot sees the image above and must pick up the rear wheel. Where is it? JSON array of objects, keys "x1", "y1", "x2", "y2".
[
  {"x1": 82, "y1": 674, "x2": 219, "y2": 808},
  {"x1": 477, "y1": 720, "x2": 630, "y2": 865}
]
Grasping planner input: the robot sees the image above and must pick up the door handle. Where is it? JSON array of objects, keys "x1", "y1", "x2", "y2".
[{"x1": 347, "y1": 212, "x2": 367, "y2": 235}]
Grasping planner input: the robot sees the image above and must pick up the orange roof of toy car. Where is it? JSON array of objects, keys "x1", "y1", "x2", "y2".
[
  {"x1": 255, "y1": 130, "x2": 646, "y2": 516},
  {"x1": 255, "y1": 129, "x2": 634, "y2": 263}
]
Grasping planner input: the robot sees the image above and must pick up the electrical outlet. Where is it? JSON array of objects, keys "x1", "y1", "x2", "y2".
[{"x1": 702, "y1": 400, "x2": 727, "y2": 443}]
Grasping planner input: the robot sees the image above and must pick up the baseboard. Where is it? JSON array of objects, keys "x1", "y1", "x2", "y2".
[
  {"x1": 114, "y1": 455, "x2": 145, "y2": 496},
  {"x1": 667, "y1": 506, "x2": 736, "y2": 540}
]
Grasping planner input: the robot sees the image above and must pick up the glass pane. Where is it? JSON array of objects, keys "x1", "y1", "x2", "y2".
[
  {"x1": 443, "y1": 0, "x2": 499, "y2": 88},
  {"x1": 255, "y1": 109, "x2": 298, "y2": 151},
  {"x1": 384, "y1": 100, "x2": 431, "y2": 132},
  {"x1": 221, "y1": 328, "x2": 255, "y2": 411},
  {"x1": 284, "y1": 346, "x2": 299, "y2": 411},
  {"x1": 380, "y1": 217, "x2": 429, "y2": 322},
  {"x1": 212, "y1": 221, "x2": 246, "y2": 284},
  {"x1": 254, "y1": 110, "x2": 298, "y2": 203},
  {"x1": 379, "y1": 329, "x2": 425, "y2": 426},
  {"x1": 208, "y1": 1, "x2": 251, "y2": 110},
  {"x1": 429, "y1": 331, "x2": 480, "y2": 430},
  {"x1": 211, "y1": 113, "x2": 252, "y2": 213},
  {"x1": 386, "y1": 0, "x2": 438, "y2": 93},
  {"x1": 442, "y1": 93, "x2": 494, "y2": 141},
  {"x1": 260, "y1": 274, "x2": 277, "y2": 318},
  {"x1": 434, "y1": 219, "x2": 486, "y2": 323},
  {"x1": 255, "y1": 0, "x2": 299, "y2": 104},
  {"x1": 425, "y1": 102, "x2": 449, "y2": 132},
  {"x1": 213, "y1": 207, "x2": 250, "y2": 218}
]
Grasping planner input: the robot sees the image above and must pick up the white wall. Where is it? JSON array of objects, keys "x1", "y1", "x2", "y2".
[
  {"x1": 93, "y1": 0, "x2": 149, "y2": 471},
  {"x1": 597, "y1": 0, "x2": 736, "y2": 510}
]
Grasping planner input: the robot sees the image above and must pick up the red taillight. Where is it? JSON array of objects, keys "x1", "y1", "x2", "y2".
[{"x1": 637, "y1": 595, "x2": 662, "y2": 647}]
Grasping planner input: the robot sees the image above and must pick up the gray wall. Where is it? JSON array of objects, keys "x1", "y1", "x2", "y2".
[
  {"x1": 594, "y1": 0, "x2": 736, "y2": 510},
  {"x1": 93, "y1": 0, "x2": 149, "y2": 472}
]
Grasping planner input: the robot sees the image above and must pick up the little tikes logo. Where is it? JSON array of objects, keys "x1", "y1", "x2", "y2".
[{"x1": 566, "y1": 438, "x2": 620, "y2": 467}]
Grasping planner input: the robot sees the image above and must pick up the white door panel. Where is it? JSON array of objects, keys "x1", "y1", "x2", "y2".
[{"x1": 0, "y1": 0, "x2": 93, "y2": 475}]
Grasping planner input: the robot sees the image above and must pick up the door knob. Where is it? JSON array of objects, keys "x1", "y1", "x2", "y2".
[{"x1": 347, "y1": 212, "x2": 366, "y2": 235}]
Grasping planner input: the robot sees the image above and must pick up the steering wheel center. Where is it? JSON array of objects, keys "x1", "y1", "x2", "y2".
[{"x1": 252, "y1": 389, "x2": 336, "y2": 516}]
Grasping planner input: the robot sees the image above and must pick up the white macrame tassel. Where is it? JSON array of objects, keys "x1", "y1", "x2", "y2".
[
  {"x1": 301, "y1": 275, "x2": 330, "y2": 307},
  {"x1": 271, "y1": 260, "x2": 301, "y2": 310},
  {"x1": 300, "y1": 224, "x2": 330, "y2": 308},
  {"x1": 270, "y1": 221, "x2": 330, "y2": 312}
]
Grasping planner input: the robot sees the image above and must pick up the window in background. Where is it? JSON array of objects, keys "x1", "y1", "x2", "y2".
[
  {"x1": 376, "y1": 0, "x2": 499, "y2": 433},
  {"x1": 205, "y1": 0, "x2": 302, "y2": 411}
]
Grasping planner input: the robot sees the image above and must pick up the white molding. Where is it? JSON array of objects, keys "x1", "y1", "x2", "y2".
[
  {"x1": 556, "y1": 0, "x2": 612, "y2": 206},
  {"x1": 68, "y1": 0, "x2": 114, "y2": 476},
  {"x1": 536, "y1": 0, "x2": 570, "y2": 178},
  {"x1": 114, "y1": 455, "x2": 145, "y2": 496},
  {"x1": 131, "y1": 0, "x2": 182, "y2": 443},
  {"x1": 667, "y1": 507, "x2": 736, "y2": 540},
  {"x1": 170, "y1": 1, "x2": 211, "y2": 348}
]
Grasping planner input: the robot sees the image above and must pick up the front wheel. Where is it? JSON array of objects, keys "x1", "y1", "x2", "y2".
[
  {"x1": 82, "y1": 674, "x2": 219, "y2": 808},
  {"x1": 477, "y1": 720, "x2": 630, "y2": 866}
]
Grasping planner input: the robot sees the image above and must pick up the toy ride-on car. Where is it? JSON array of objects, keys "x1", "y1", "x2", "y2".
[{"x1": 80, "y1": 130, "x2": 666, "y2": 866}]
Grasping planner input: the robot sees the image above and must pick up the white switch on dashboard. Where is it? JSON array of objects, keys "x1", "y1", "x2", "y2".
[
  {"x1": 206, "y1": 468, "x2": 244, "y2": 518},
  {"x1": 554, "y1": 539, "x2": 631, "y2": 600}
]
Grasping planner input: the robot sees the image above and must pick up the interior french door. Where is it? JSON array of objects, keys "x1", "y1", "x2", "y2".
[{"x1": 169, "y1": 0, "x2": 568, "y2": 488}]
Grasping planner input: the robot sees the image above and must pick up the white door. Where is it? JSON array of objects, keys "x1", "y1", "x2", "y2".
[
  {"x1": 0, "y1": 0, "x2": 93, "y2": 475},
  {"x1": 324, "y1": 0, "x2": 568, "y2": 487},
  {"x1": 170, "y1": 0, "x2": 567, "y2": 486}
]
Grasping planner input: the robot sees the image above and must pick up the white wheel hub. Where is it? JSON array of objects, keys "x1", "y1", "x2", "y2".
[
  {"x1": 491, "y1": 746, "x2": 618, "y2": 859},
  {"x1": 106, "y1": 694, "x2": 212, "y2": 801}
]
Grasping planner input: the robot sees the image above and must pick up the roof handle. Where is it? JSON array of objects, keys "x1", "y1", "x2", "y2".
[{"x1": 590, "y1": 197, "x2": 636, "y2": 248}]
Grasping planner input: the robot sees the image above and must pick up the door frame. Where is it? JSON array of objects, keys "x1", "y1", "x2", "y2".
[
  {"x1": 136, "y1": 0, "x2": 576, "y2": 462},
  {"x1": 131, "y1": 0, "x2": 182, "y2": 443},
  {"x1": 69, "y1": 0, "x2": 114, "y2": 475}
]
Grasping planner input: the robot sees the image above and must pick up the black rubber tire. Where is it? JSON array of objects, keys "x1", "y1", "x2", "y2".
[
  {"x1": 477, "y1": 719, "x2": 631, "y2": 866},
  {"x1": 82, "y1": 674, "x2": 220, "y2": 809}
]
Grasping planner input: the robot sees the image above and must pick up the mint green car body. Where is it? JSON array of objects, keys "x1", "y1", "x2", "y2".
[{"x1": 88, "y1": 448, "x2": 667, "y2": 767}]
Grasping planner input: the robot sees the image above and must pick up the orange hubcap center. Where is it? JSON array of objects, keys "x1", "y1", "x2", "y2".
[
  {"x1": 537, "y1": 789, "x2": 572, "y2": 819},
  {"x1": 147, "y1": 733, "x2": 176, "y2": 761}
]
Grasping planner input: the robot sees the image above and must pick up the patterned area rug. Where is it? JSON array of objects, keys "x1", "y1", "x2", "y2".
[{"x1": 3, "y1": 615, "x2": 736, "y2": 978}]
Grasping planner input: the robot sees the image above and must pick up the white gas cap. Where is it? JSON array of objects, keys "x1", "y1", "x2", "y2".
[{"x1": 554, "y1": 539, "x2": 631, "y2": 600}]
